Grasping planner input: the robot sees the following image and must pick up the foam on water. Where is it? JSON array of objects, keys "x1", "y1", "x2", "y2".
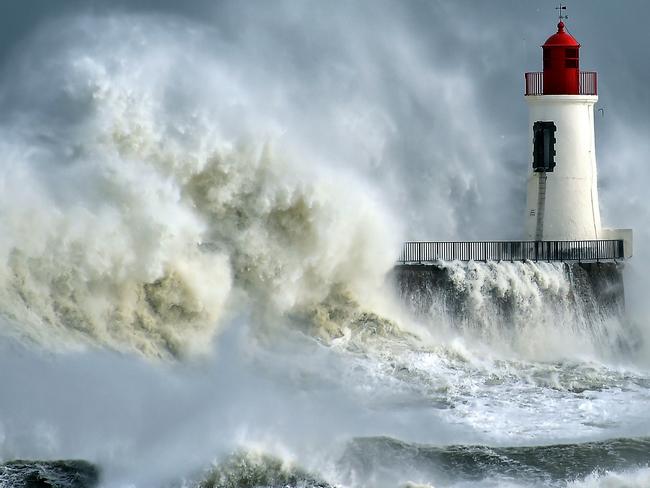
[{"x1": 568, "y1": 467, "x2": 650, "y2": 488}]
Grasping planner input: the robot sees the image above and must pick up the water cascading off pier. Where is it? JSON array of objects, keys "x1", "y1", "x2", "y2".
[{"x1": 392, "y1": 260, "x2": 631, "y2": 358}]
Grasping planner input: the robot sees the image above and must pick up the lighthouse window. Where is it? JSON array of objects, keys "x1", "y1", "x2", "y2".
[
  {"x1": 543, "y1": 50, "x2": 551, "y2": 69},
  {"x1": 565, "y1": 48, "x2": 579, "y2": 68},
  {"x1": 565, "y1": 48, "x2": 578, "y2": 58}
]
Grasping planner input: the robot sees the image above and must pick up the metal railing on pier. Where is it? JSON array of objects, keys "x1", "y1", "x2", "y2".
[{"x1": 398, "y1": 240, "x2": 624, "y2": 264}]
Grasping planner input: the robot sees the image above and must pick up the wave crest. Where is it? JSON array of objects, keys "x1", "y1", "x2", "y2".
[{"x1": 0, "y1": 14, "x2": 399, "y2": 357}]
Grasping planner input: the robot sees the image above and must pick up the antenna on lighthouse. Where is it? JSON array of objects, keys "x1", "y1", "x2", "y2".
[{"x1": 556, "y1": 3, "x2": 568, "y2": 21}]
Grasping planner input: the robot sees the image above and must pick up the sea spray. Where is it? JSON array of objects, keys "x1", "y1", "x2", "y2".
[
  {"x1": 393, "y1": 260, "x2": 634, "y2": 362},
  {"x1": 0, "y1": 14, "x2": 401, "y2": 358},
  {"x1": 193, "y1": 451, "x2": 331, "y2": 488}
]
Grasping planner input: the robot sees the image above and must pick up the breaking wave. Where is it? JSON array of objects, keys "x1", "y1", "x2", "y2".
[
  {"x1": 9, "y1": 438, "x2": 649, "y2": 488},
  {"x1": 0, "y1": 15, "x2": 400, "y2": 358},
  {"x1": 337, "y1": 436, "x2": 650, "y2": 488}
]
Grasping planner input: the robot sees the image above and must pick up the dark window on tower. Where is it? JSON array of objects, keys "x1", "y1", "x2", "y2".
[
  {"x1": 565, "y1": 48, "x2": 578, "y2": 58},
  {"x1": 565, "y1": 48, "x2": 579, "y2": 68},
  {"x1": 543, "y1": 50, "x2": 551, "y2": 70},
  {"x1": 532, "y1": 121, "x2": 557, "y2": 172}
]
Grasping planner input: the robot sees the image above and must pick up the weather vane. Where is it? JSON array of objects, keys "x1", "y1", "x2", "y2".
[{"x1": 556, "y1": 3, "x2": 568, "y2": 21}]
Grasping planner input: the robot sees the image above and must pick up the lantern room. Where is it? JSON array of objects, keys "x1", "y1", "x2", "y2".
[
  {"x1": 542, "y1": 21, "x2": 580, "y2": 94},
  {"x1": 524, "y1": 20, "x2": 597, "y2": 97}
]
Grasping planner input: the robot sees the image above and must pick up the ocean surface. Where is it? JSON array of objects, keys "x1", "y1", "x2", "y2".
[{"x1": 2, "y1": 260, "x2": 650, "y2": 488}]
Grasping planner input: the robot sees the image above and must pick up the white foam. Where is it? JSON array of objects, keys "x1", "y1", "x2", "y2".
[
  {"x1": 0, "y1": 14, "x2": 400, "y2": 358},
  {"x1": 568, "y1": 467, "x2": 650, "y2": 488}
]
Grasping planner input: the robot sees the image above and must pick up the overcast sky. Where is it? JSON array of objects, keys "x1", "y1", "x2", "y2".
[{"x1": 0, "y1": 0, "x2": 647, "y2": 243}]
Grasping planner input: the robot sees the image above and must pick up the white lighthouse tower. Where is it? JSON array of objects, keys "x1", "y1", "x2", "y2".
[
  {"x1": 523, "y1": 15, "x2": 632, "y2": 257},
  {"x1": 524, "y1": 18, "x2": 602, "y2": 241}
]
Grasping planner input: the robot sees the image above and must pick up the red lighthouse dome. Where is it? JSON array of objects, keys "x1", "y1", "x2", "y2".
[{"x1": 542, "y1": 21, "x2": 580, "y2": 94}]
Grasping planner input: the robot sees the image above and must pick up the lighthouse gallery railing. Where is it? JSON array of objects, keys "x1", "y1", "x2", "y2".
[
  {"x1": 525, "y1": 71, "x2": 597, "y2": 96},
  {"x1": 398, "y1": 240, "x2": 624, "y2": 264}
]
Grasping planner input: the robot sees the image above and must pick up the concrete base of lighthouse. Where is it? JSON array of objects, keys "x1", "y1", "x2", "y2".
[{"x1": 525, "y1": 95, "x2": 601, "y2": 240}]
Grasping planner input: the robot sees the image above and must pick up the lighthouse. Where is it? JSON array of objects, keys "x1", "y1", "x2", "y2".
[
  {"x1": 523, "y1": 18, "x2": 603, "y2": 241},
  {"x1": 397, "y1": 9, "x2": 631, "y2": 265}
]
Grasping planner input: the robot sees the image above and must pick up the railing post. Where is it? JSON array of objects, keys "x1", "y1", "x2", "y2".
[
  {"x1": 578, "y1": 240, "x2": 582, "y2": 263},
  {"x1": 618, "y1": 239, "x2": 624, "y2": 259},
  {"x1": 418, "y1": 241, "x2": 422, "y2": 265}
]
